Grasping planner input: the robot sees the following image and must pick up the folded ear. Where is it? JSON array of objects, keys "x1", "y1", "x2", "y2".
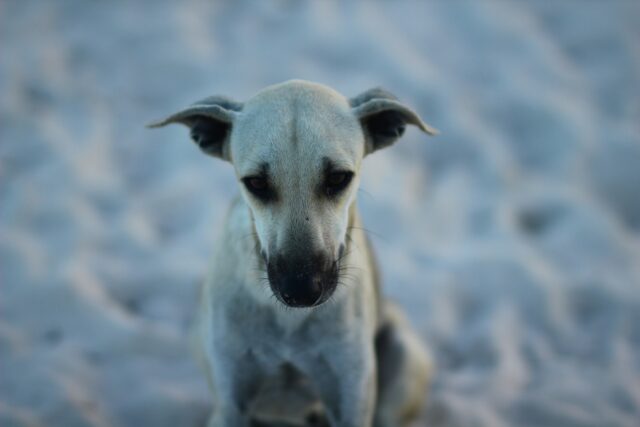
[
  {"x1": 350, "y1": 88, "x2": 437, "y2": 155},
  {"x1": 147, "y1": 96, "x2": 243, "y2": 160}
]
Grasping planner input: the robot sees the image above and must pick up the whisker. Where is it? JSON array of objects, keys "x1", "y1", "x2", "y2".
[
  {"x1": 337, "y1": 262, "x2": 362, "y2": 271},
  {"x1": 357, "y1": 187, "x2": 375, "y2": 202},
  {"x1": 344, "y1": 232, "x2": 360, "y2": 253},
  {"x1": 347, "y1": 226, "x2": 387, "y2": 243},
  {"x1": 338, "y1": 266, "x2": 362, "y2": 273},
  {"x1": 338, "y1": 246, "x2": 357, "y2": 263}
]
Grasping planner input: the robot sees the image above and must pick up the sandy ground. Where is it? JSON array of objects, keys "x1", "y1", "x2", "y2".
[{"x1": 1, "y1": 1, "x2": 640, "y2": 426}]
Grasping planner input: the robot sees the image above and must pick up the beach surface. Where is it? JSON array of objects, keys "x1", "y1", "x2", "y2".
[{"x1": 1, "y1": 1, "x2": 639, "y2": 426}]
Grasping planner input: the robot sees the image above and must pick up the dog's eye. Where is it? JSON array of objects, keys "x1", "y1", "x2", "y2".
[
  {"x1": 324, "y1": 171, "x2": 353, "y2": 197},
  {"x1": 247, "y1": 177, "x2": 267, "y2": 190},
  {"x1": 242, "y1": 176, "x2": 275, "y2": 202}
]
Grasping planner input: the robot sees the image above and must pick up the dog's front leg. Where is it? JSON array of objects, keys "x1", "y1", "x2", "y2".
[
  {"x1": 205, "y1": 369, "x2": 245, "y2": 427},
  {"x1": 205, "y1": 347, "x2": 261, "y2": 427},
  {"x1": 206, "y1": 403, "x2": 242, "y2": 427},
  {"x1": 312, "y1": 343, "x2": 377, "y2": 427},
  {"x1": 340, "y1": 355, "x2": 376, "y2": 427}
]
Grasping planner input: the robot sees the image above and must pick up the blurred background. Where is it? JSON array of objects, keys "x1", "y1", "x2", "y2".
[{"x1": 1, "y1": 1, "x2": 639, "y2": 426}]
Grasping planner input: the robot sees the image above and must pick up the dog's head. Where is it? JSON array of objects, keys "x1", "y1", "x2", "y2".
[{"x1": 149, "y1": 80, "x2": 436, "y2": 308}]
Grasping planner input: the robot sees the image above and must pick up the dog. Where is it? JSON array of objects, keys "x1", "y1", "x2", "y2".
[{"x1": 149, "y1": 80, "x2": 436, "y2": 427}]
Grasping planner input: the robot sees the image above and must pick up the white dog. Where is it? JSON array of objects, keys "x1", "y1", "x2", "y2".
[{"x1": 149, "y1": 80, "x2": 436, "y2": 427}]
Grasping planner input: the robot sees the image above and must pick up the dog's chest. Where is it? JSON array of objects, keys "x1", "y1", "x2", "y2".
[{"x1": 214, "y1": 292, "x2": 352, "y2": 362}]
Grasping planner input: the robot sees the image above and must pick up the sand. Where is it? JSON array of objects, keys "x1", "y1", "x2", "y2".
[{"x1": 1, "y1": 1, "x2": 639, "y2": 426}]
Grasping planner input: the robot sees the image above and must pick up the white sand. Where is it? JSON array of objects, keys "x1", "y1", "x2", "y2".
[{"x1": 1, "y1": 1, "x2": 639, "y2": 426}]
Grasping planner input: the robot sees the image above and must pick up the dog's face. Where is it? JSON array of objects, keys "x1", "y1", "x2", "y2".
[
  {"x1": 231, "y1": 84, "x2": 363, "y2": 308},
  {"x1": 149, "y1": 80, "x2": 435, "y2": 308}
]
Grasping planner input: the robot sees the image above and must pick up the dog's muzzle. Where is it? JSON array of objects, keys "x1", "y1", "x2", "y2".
[{"x1": 266, "y1": 252, "x2": 338, "y2": 308}]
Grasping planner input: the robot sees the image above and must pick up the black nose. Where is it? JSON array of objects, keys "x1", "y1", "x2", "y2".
[
  {"x1": 267, "y1": 253, "x2": 337, "y2": 308},
  {"x1": 280, "y1": 276, "x2": 323, "y2": 307}
]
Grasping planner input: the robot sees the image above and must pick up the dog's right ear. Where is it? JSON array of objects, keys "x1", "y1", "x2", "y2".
[
  {"x1": 350, "y1": 87, "x2": 437, "y2": 155},
  {"x1": 147, "y1": 96, "x2": 243, "y2": 160}
]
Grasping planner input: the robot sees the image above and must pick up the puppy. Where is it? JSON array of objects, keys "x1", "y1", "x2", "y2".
[{"x1": 150, "y1": 80, "x2": 436, "y2": 427}]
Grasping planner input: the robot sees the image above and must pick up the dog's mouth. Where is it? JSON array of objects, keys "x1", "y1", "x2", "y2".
[
  {"x1": 266, "y1": 258, "x2": 339, "y2": 308},
  {"x1": 271, "y1": 285, "x2": 335, "y2": 309},
  {"x1": 271, "y1": 281, "x2": 337, "y2": 308}
]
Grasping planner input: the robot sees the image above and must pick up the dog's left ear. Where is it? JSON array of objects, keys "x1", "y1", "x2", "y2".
[
  {"x1": 350, "y1": 88, "x2": 437, "y2": 155},
  {"x1": 147, "y1": 96, "x2": 243, "y2": 161}
]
